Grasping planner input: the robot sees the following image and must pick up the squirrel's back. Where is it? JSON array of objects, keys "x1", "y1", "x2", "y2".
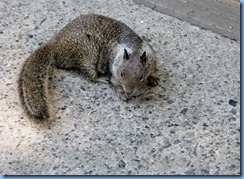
[
  {"x1": 52, "y1": 14, "x2": 142, "y2": 66},
  {"x1": 57, "y1": 14, "x2": 142, "y2": 47}
]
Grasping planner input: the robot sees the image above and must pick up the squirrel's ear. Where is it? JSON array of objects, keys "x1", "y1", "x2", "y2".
[
  {"x1": 123, "y1": 49, "x2": 129, "y2": 60},
  {"x1": 140, "y1": 51, "x2": 147, "y2": 65}
]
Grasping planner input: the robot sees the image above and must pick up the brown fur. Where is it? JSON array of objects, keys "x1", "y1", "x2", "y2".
[{"x1": 18, "y1": 14, "x2": 159, "y2": 124}]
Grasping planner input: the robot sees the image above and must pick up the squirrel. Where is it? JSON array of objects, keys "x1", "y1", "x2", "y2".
[{"x1": 18, "y1": 14, "x2": 159, "y2": 124}]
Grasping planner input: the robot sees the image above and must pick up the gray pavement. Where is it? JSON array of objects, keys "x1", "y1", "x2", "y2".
[
  {"x1": 134, "y1": 0, "x2": 240, "y2": 41},
  {"x1": 0, "y1": 0, "x2": 240, "y2": 175}
]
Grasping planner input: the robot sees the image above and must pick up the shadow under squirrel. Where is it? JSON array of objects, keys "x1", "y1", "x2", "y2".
[{"x1": 18, "y1": 14, "x2": 159, "y2": 124}]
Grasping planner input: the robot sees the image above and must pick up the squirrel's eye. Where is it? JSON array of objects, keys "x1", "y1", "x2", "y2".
[{"x1": 121, "y1": 72, "x2": 124, "y2": 77}]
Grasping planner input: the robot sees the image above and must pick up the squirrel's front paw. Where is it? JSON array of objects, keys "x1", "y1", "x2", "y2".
[
  {"x1": 117, "y1": 90, "x2": 128, "y2": 102},
  {"x1": 118, "y1": 92, "x2": 128, "y2": 102},
  {"x1": 112, "y1": 83, "x2": 129, "y2": 102},
  {"x1": 147, "y1": 75, "x2": 159, "y2": 87}
]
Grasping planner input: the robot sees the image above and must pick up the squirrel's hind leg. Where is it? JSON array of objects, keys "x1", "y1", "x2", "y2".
[{"x1": 77, "y1": 63, "x2": 110, "y2": 84}]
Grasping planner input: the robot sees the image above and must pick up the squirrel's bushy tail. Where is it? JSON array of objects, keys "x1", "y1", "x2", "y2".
[{"x1": 18, "y1": 45, "x2": 53, "y2": 123}]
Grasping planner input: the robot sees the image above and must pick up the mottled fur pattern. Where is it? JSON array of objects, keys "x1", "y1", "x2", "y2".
[{"x1": 18, "y1": 14, "x2": 159, "y2": 124}]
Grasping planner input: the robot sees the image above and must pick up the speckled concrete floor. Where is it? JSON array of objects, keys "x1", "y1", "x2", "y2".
[{"x1": 0, "y1": 0, "x2": 240, "y2": 175}]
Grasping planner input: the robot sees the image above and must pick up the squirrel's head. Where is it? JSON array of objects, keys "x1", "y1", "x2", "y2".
[{"x1": 117, "y1": 49, "x2": 150, "y2": 98}]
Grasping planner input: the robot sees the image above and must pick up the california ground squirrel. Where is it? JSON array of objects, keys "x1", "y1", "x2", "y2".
[{"x1": 18, "y1": 14, "x2": 159, "y2": 123}]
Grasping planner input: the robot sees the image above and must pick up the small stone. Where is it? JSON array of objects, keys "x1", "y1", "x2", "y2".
[
  {"x1": 60, "y1": 106, "x2": 66, "y2": 110},
  {"x1": 228, "y1": 117, "x2": 236, "y2": 122},
  {"x1": 138, "y1": 164, "x2": 143, "y2": 169},
  {"x1": 167, "y1": 100, "x2": 174, "y2": 104},
  {"x1": 166, "y1": 122, "x2": 179, "y2": 127},
  {"x1": 150, "y1": 133, "x2": 155, "y2": 138},
  {"x1": 180, "y1": 108, "x2": 188, "y2": 115},
  {"x1": 53, "y1": 166, "x2": 59, "y2": 170},
  {"x1": 230, "y1": 108, "x2": 237, "y2": 115},
  {"x1": 28, "y1": 34, "x2": 33, "y2": 38},
  {"x1": 118, "y1": 160, "x2": 126, "y2": 168},
  {"x1": 80, "y1": 86, "x2": 86, "y2": 91},
  {"x1": 202, "y1": 123, "x2": 208, "y2": 127},
  {"x1": 228, "y1": 99, "x2": 237, "y2": 107},
  {"x1": 160, "y1": 138, "x2": 171, "y2": 149},
  {"x1": 142, "y1": 117, "x2": 149, "y2": 121},
  {"x1": 125, "y1": 106, "x2": 131, "y2": 111},
  {"x1": 174, "y1": 139, "x2": 181, "y2": 144},
  {"x1": 38, "y1": 42, "x2": 43, "y2": 46}
]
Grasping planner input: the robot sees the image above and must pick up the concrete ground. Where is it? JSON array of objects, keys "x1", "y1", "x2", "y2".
[
  {"x1": 0, "y1": 0, "x2": 240, "y2": 175},
  {"x1": 134, "y1": 0, "x2": 240, "y2": 41}
]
